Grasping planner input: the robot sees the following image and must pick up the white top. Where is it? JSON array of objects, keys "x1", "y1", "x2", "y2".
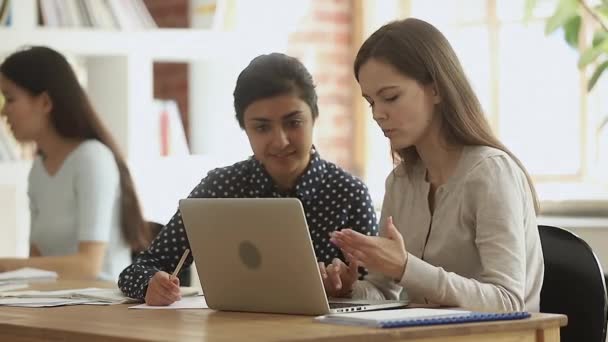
[
  {"x1": 353, "y1": 146, "x2": 544, "y2": 312},
  {"x1": 28, "y1": 140, "x2": 130, "y2": 281}
]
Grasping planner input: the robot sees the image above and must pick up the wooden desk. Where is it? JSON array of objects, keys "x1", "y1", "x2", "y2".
[{"x1": 0, "y1": 281, "x2": 567, "y2": 342}]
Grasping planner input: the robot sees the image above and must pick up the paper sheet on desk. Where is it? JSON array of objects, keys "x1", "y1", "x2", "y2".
[
  {"x1": 129, "y1": 295, "x2": 208, "y2": 310},
  {"x1": 0, "y1": 288, "x2": 137, "y2": 304},
  {"x1": 0, "y1": 283, "x2": 28, "y2": 292},
  {"x1": 1, "y1": 287, "x2": 200, "y2": 303},
  {"x1": 0, "y1": 297, "x2": 92, "y2": 307},
  {"x1": 0, "y1": 267, "x2": 58, "y2": 285}
]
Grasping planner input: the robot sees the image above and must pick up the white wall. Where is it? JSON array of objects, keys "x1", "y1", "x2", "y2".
[{"x1": 0, "y1": 161, "x2": 31, "y2": 257}]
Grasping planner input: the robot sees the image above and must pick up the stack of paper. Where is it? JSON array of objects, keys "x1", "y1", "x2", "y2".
[
  {"x1": 0, "y1": 297, "x2": 92, "y2": 307},
  {"x1": 0, "y1": 288, "x2": 131, "y2": 307},
  {"x1": 0, "y1": 286, "x2": 202, "y2": 308},
  {"x1": 1, "y1": 288, "x2": 135, "y2": 303},
  {"x1": 0, "y1": 283, "x2": 29, "y2": 292},
  {"x1": 0, "y1": 267, "x2": 58, "y2": 285}
]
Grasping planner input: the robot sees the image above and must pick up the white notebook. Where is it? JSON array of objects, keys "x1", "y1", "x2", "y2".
[{"x1": 316, "y1": 308, "x2": 530, "y2": 328}]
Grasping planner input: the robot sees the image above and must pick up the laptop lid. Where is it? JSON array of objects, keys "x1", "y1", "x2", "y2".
[{"x1": 179, "y1": 198, "x2": 407, "y2": 315}]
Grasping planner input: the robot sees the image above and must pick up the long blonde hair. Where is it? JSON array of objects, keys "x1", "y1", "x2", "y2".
[{"x1": 354, "y1": 18, "x2": 539, "y2": 213}]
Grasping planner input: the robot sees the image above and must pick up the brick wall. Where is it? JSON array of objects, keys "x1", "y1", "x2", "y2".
[
  {"x1": 287, "y1": 0, "x2": 356, "y2": 173},
  {"x1": 143, "y1": 0, "x2": 190, "y2": 142}
]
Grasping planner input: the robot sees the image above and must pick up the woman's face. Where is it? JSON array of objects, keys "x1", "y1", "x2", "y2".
[
  {"x1": 0, "y1": 74, "x2": 51, "y2": 142},
  {"x1": 243, "y1": 93, "x2": 314, "y2": 185},
  {"x1": 357, "y1": 58, "x2": 440, "y2": 150}
]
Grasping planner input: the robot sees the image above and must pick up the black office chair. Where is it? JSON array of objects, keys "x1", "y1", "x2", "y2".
[
  {"x1": 538, "y1": 225, "x2": 607, "y2": 342},
  {"x1": 131, "y1": 221, "x2": 191, "y2": 286}
]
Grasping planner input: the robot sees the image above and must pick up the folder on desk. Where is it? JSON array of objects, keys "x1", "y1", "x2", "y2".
[{"x1": 315, "y1": 308, "x2": 531, "y2": 328}]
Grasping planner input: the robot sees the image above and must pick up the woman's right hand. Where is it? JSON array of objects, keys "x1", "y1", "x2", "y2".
[
  {"x1": 318, "y1": 257, "x2": 359, "y2": 298},
  {"x1": 144, "y1": 271, "x2": 181, "y2": 306}
]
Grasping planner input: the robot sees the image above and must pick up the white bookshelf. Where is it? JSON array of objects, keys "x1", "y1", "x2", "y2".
[
  {"x1": 0, "y1": 27, "x2": 280, "y2": 61},
  {"x1": 0, "y1": 0, "x2": 286, "y2": 160},
  {"x1": 0, "y1": 0, "x2": 287, "y2": 254}
]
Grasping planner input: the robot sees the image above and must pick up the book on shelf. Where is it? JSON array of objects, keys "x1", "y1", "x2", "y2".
[
  {"x1": 84, "y1": 0, "x2": 118, "y2": 29},
  {"x1": 0, "y1": 0, "x2": 10, "y2": 27},
  {"x1": 38, "y1": 0, "x2": 59, "y2": 27},
  {"x1": 37, "y1": 0, "x2": 156, "y2": 30},
  {"x1": 154, "y1": 99, "x2": 189, "y2": 157},
  {"x1": 129, "y1": 0, "x2": 156, "y2": 29},
  {"x1": 63, "y1": 0, "x2": 84, "y2": 27}
]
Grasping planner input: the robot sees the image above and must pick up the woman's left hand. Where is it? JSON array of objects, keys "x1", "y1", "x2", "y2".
[{"x1": 330, "y1": 216, "x2": 408, "y2": 280}]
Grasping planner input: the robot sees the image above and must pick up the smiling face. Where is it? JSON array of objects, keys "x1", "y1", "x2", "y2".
[
  {"x1": 357, "y1": 58, "x2": 440, "y2": 150},
  {"x1": 243, "y1": 93, "x2": 314, "y2": 189},
  {"x1": 0, "y1": 74, "x2": 51, "y2": 142}
]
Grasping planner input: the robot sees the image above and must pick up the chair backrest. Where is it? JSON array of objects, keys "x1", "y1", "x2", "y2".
[
  {"x1": 538, "y1": 225, "x2": 608, "y2": 342},
  {"x1": 131, "y1": 221, "x2": 191, "y2": 287}
]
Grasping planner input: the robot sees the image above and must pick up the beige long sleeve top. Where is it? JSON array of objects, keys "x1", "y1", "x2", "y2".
[{"x1": 352, "y1": 145, "x2": 544, "y2": 312}]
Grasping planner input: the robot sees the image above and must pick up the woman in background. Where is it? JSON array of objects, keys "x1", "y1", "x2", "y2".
[
  {"x1": 118, "y1": 53, "x2": 378, "y2": 306},
  {"x1": 0, "y1": 46, "x2": 150, "y2": 281},
  {"x1": 325, "y1": 18, "x2": 544, "y2": 312}
]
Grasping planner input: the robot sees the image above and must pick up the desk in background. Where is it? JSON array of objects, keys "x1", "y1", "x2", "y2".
[{"x1": 0, "y1": 281, "x2": 567, "y2": 342}]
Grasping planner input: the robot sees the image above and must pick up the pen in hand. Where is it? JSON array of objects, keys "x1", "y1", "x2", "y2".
[{"x1": 171, "y1": 248, "x2": 190, "y2": 279}]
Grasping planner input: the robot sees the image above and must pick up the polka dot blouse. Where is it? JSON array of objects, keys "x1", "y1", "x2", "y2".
[{"x1": 118, "y1": 148, "x2": 378, "y2": 299}]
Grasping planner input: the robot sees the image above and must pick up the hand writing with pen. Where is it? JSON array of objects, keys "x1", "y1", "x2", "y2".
[{"x1": 144, "y1": 249, "x2": 189, "y2": 306}]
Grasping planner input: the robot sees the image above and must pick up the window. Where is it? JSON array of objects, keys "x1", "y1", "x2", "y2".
[{"x1": 361, "y1": 0, "x2": 608, "y2": 212}]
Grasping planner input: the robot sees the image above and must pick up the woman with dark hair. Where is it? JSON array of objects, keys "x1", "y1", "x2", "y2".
[
  {"x1": 326, "y1": 18, "x2": 544, "y2": 312},
  {"x1": 118, "y1": 53, "x2": 378, "y2": 306},
  {"x1": 0, "y1": 46, "x2": 150, "y2": 280}
]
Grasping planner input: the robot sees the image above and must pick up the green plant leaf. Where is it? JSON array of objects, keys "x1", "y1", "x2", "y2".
[
  {"x1": 579, "y1": 40, "x2": 608, "y2": 68},
  {"x1": 596, "y1": 4, "x2": 608, "y2": 22},
  {"x1": 588, "y1": 60, "x2": 608, "y2": 91},
  {"x1": 563, "y1": 15, "x2": 581, "y2": 48},
  {"x1": 545, "y1": 0, "x2": 579, "y2": 35},
  {"x1": 593, "y1": 31, "x2": 608, "y2": 47},
  {"x1": 524, "y1": 0, "x2": 539, "y2": 22}
]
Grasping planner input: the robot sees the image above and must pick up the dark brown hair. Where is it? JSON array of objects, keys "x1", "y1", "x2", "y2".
[
  {"x1": 354, "y1": 18, "x2": 539, "y2": 213},
  {"x1": 0, "y1": 46, "x2": 151, "y2": 249},
  {"x1": 233, "y1": 53, "x2": 318, "y2": 128}
]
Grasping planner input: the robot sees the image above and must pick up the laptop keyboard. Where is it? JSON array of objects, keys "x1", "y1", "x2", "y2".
[{"x1": 329, "y1": 302, "x2": 367, "y2": 309}]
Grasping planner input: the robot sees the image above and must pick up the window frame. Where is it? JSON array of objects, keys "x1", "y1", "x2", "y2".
[{"x1": 353, "y1": 0, "x2": 608, "y2": 213}]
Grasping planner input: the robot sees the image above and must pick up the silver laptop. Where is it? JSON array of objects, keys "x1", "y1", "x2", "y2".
[{"x1": 179, "y1": 197, "x2": 407, "y2": 315}]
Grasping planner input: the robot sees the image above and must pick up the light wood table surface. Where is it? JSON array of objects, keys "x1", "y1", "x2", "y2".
[{"x1": 0, "y1": 280, "x2": 567, "y2": 342}]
